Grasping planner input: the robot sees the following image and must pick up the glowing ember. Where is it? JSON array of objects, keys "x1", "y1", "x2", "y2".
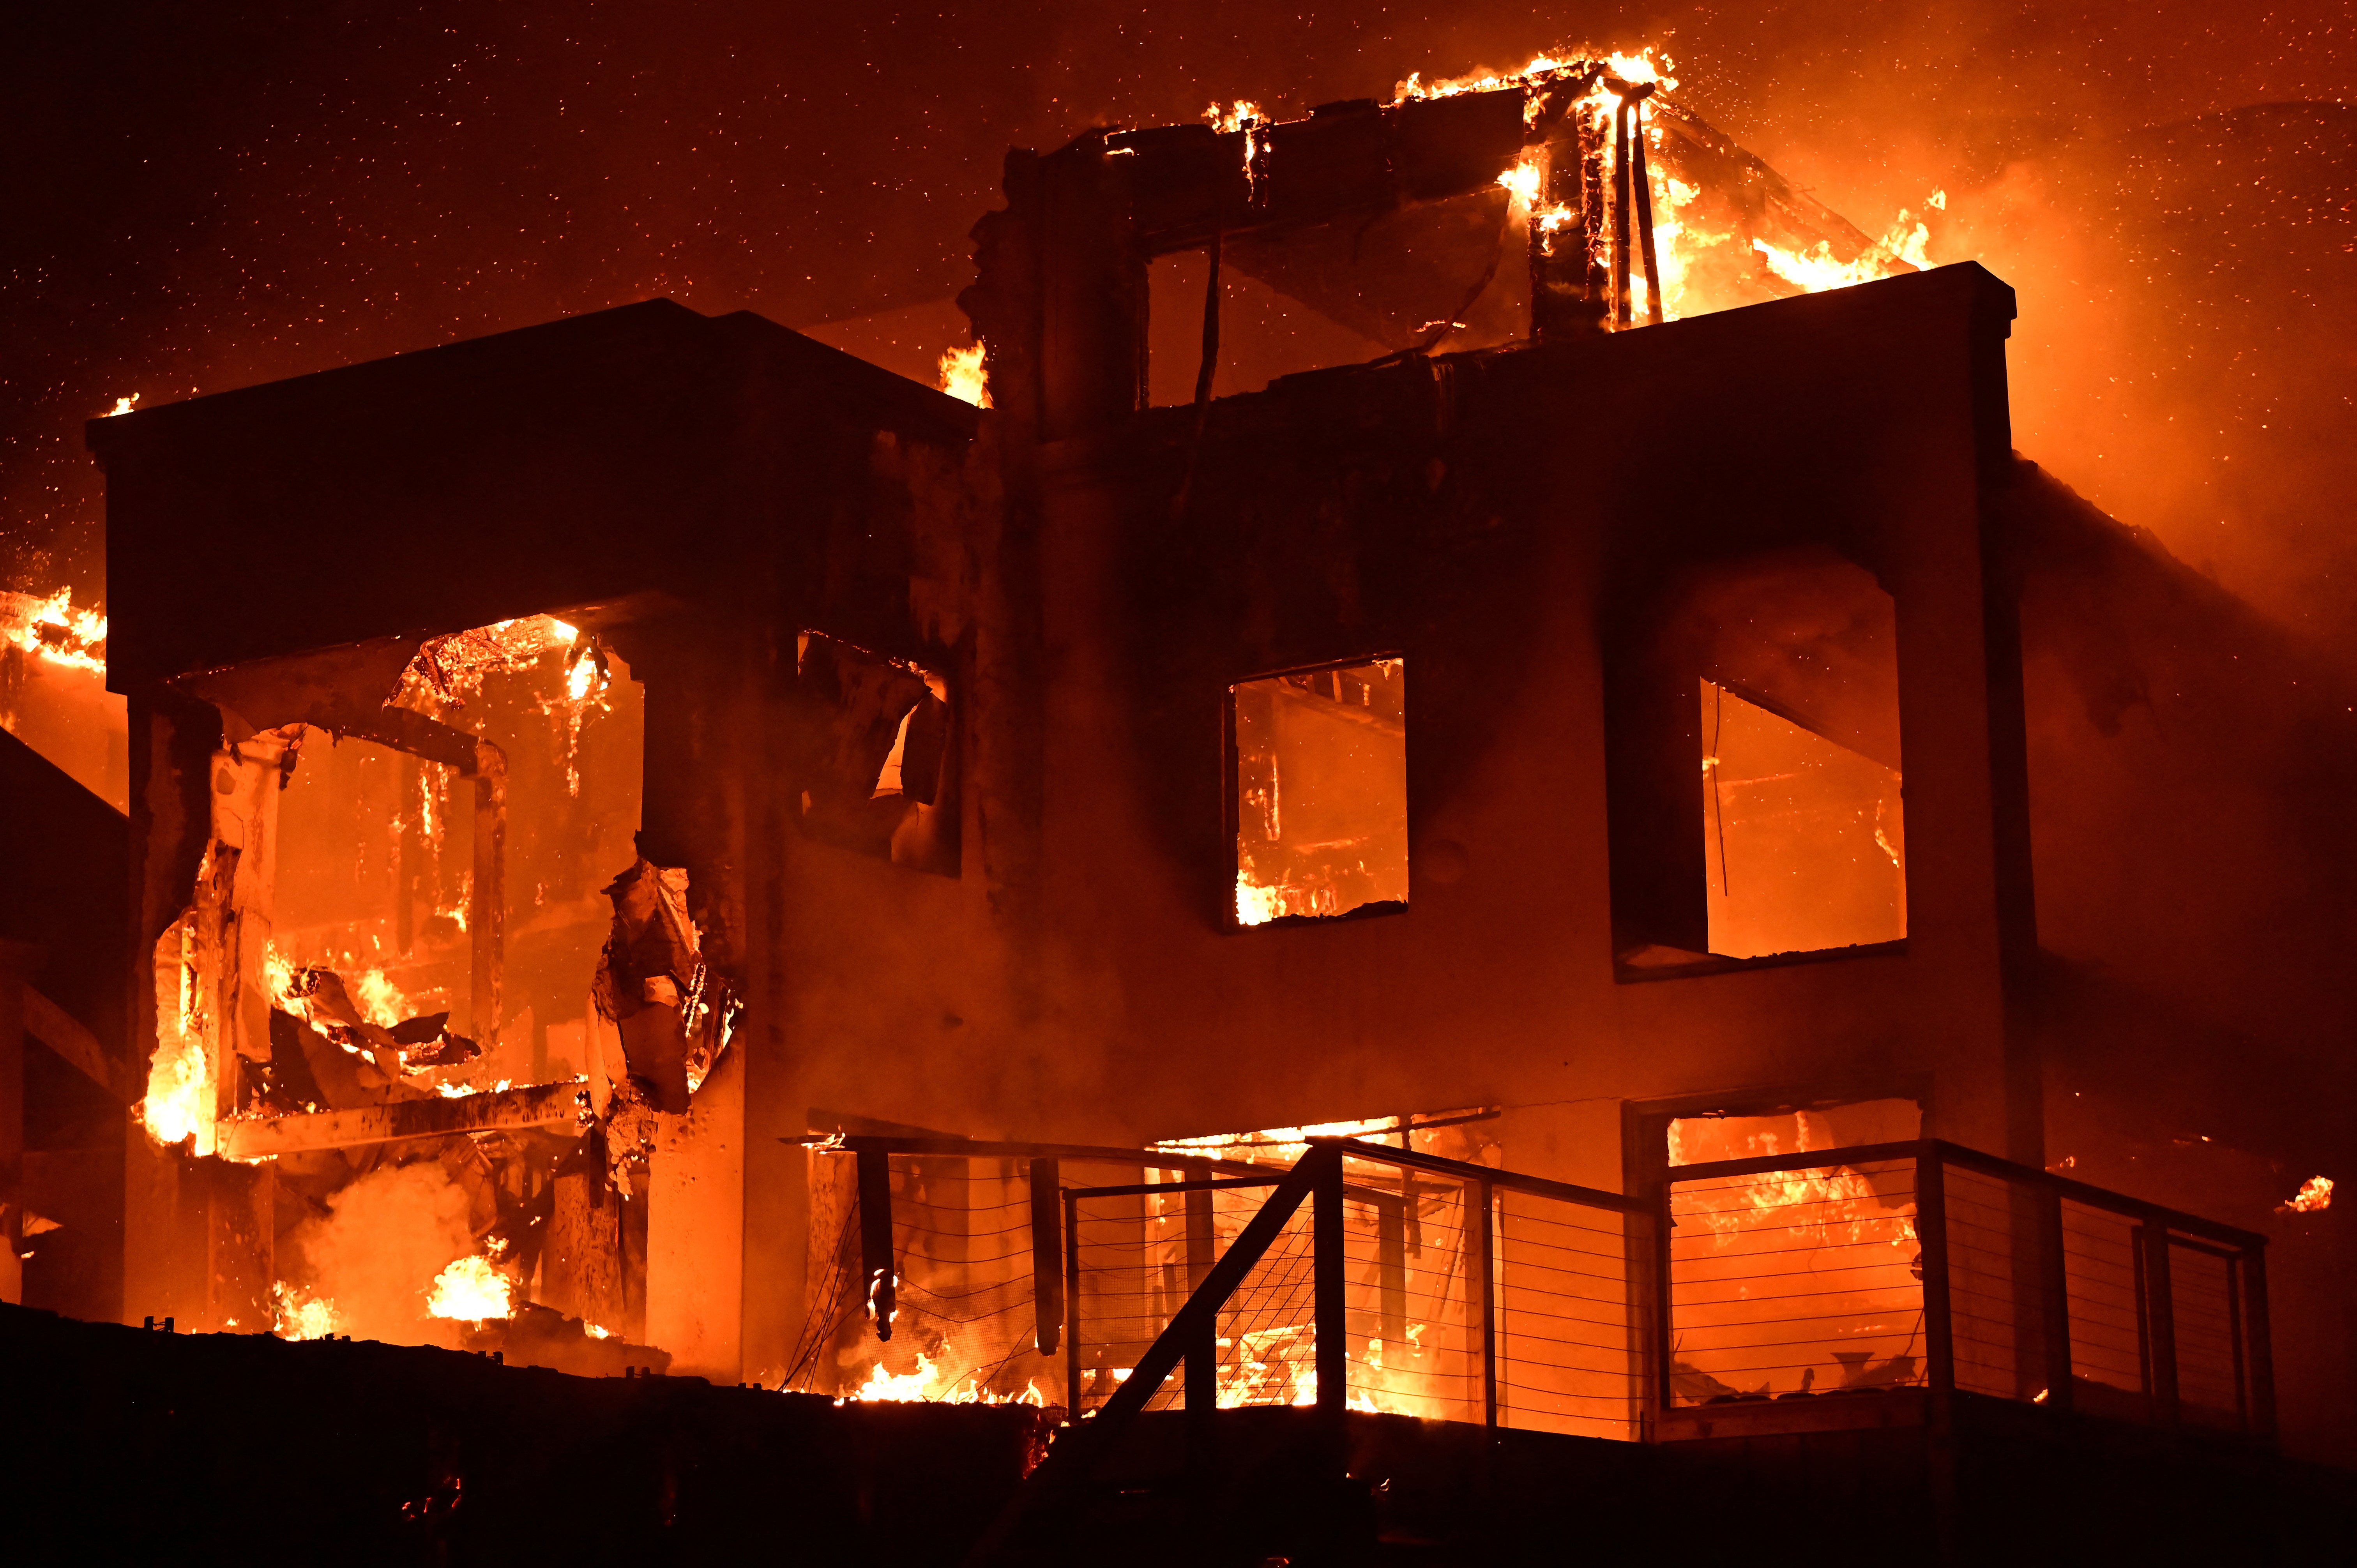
[
  {"x1": 396, "y1": 613, "x2": 582, "y2": 713},
  {"x1": 1156, "y1": 1114, "x2": 1414, "y2": 1167},
  {"x1": 937, "y1": 342, "x2": 990, "y2": 408},
  {"x1": 426, "y1": 1255, "x2": 515, "y2": 1321},
  {"x1": 2284, "y1": 1175, "x2": 2334, "y2": 1213},
  {"x1": 272, "y1": 1282, "x2": 344, "y2": 1341},
  {"x1": 0, "y1": 588, "x2": 108, "y2": 676}
]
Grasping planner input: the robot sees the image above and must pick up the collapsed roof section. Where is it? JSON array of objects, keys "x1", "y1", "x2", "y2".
[{"x1": 963, "y1": 55, "x2": 1923, "y2": 438}]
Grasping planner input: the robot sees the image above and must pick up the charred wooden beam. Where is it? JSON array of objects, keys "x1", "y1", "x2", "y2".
[
  {"x1": 213, "y1": 1079, "x2": 580, "y2": 1160},
  {"x1": 23, "y1": 987, "x2": 136, "y2": 1103}
]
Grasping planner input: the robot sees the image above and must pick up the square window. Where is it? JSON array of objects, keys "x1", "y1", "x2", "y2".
[{"x1": 1230, "y1": 658, "x2": 1407, "y2": 926}]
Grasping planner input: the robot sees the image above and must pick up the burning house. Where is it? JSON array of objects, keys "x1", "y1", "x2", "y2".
[{"x1": 7, "y1": 48, "x2": 2352, "y2": 1561}]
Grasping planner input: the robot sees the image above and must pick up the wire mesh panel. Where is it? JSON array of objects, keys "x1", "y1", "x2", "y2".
[
  {"x1": 1941, "y1": 1161, "x2": 2053, "y2": 1401},
  {"x1": 1337, "y1": 1159, "x2": 1483, "y2": 1423},
  {"x1": 1066, "y1": 1173, "x2": 1301, "y2": 1414},
  {"x1": 2059, "y1": 1199, "x2": 2147, "y2": 1414},
  {"x1": 1668, "y1": 1156, "x2": 1926, "y2": 1402},
  {"x1": 2168, "y1": 1238, "x2": 2245, "y2": 1429},
  {"x1": 789, "y1": 1151, "x2": 1108, "y2": 1405},
  {"x1": 1491, "y1": 1186, "x2": 1643, "y2": 1439}
]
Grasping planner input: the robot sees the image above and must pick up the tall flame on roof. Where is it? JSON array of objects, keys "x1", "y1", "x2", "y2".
[{"x1": 1387, "y1": 45, "x2": 1939, "y2": 322}]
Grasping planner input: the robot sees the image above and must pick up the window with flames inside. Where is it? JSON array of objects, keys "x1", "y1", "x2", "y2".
[{"x1": 1231, "y1": 658, "x2": 1407, "y2": 927}]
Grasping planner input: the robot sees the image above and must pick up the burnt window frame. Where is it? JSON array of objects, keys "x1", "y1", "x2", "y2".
[
  {"x1": 1221, "y1": 649, "x2": 1411, "y2": 934},
  {"x1": 1604, "y1": 546, "x2": 1911, "y2": 984}
]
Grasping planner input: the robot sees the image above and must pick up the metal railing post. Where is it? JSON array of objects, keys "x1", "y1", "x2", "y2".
[
  {"x1": 2038, "y1": 1187, "x2": 2074, "y2": 1411},
  {"x1": 2243, "y1": 1241, "x2": 2277, "y2": 1440},
  {"x1": 1915, "y1": 1145, "x2": 1956, "y2": 1399},
  {"x1": 2142, "y1": 1217, "x2": 2180, "y2": 1425},
  {"x1": 1314, "y1": 1148, "x2": 1347, "y2": 1418},
  {"x1": 1476, "y1": 1178, "x2": 1498, "y2": 1429},
  {"x1": 1062, "y1": 1187, "x2": 1082, "y2": 1413},
  {"x1": 1030, "y1": 1157, "x2": 1062, "y2": 1355},
  {"x1": 1654, "y1": 1183, "x2": 1676, "y2": 1424}
]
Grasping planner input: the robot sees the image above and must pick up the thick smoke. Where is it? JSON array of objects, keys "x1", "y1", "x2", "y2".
[{"x1": 284, "y1": 1157, "x2": 481, "y2": 1347}]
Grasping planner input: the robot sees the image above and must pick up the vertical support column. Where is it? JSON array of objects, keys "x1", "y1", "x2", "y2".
[
  {"x1": 1611, "y1": 100, "x2": 1633, "y2": 330},
  {"x1": 1030, "y1": 1158, "x2": 1062, "y2": 1355},
  {"x1": 1063, "y1": 1187, "x2": 1083, "y2": 1414},
  {"x1": 1476, "y1": 1178, "x2": 1499, "y2": 1429},
  {"x1": 1917, "y1": 1147, "x2": 1956, "y2": 1398},
  {"x1": 1376, "y1": 1194, "x2": 1406, "y2": 1347},
  {"x1": 1184, "y1": 1172, "x2": 1214, "y2": 1291},
  {"x1": 0, "y1": 939, "x2": 33, "y2": 1305},
  {"x1": 1313, "y1": 1151, "x2": 1346, "y2": 1420},
  {"x1": 468, "y1": 742, "x2": 507, "y2": 1047},
  {"x1": 1628, "y1": 93, "x2": 1663, "y2": 325},
  {"x1": 856, "y1": 1148, "x2": 895, "y2": 1341},
  {"x1": 2142, "y1": 1218, "x2": 2179, "y2": 1425},
  {"x1": 2038, "y1": 1188, "x2": 2074, "y2": 1410}
]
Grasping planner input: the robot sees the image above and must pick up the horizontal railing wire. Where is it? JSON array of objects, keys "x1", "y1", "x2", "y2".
[{"x1": 1668, "y1": 1158, "x2": 1924, "y2": 1404}]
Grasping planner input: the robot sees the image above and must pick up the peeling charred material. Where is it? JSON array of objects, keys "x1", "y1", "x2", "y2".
[
  {"x1": 596, "y1": 859, "x2": 703, "y2": 1112},
  {"x1": 214, "y1": 1080, "x2": 581, "y2": 1159}
]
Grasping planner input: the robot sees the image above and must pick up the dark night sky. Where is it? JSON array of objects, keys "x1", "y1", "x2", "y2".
[{"x1": 7, "y1": 2, "x2": 2354, "y2": 644}]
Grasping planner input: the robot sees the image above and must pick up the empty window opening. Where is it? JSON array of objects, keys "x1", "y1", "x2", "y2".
[
  {"x1": 271, "y1": 616, "x2": 644, "y2": 1095},
  {"x1": 1610, "y1": 547, "x2": 1903, "y2": 969},
  {"x1": 1231, "y1": 658, "x2": 1407, "y2": 925},
  {"x1": 1147, "y1": 188, "x2": 1530, "y2": 406},
  {"x1": 1666, "y1": 1098, "x2": 1923, "y2": 1403},
  {"x1": 138, "y1": 612, "x2": 724, "y2": 1366},
  {"x1": 1702, "y1": 679, "x2": 1906, "y2": 959},
  {"x1": 1667, "y1": 1098, "x2": 1921, "y2": 1167},
  {"x1": 794, "y1": 631, "x2": 955, "y2": 874}
]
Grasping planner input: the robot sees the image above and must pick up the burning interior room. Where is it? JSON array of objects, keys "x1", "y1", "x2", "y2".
[{"x1": 5, "y1": 21, "x2": 2357, "y2": 1565}]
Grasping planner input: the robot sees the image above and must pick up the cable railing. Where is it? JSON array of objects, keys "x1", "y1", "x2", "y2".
[
  {"x1": 791, "y1": 1130, "x2": 2273, "y2": 1455},
  {"x1": 1663, "y1": 1140, "x2": 2274, "y2": 1437},
  {"x1": 1062, "y1": 1139, "x2": 1656, "y2": 1440}
]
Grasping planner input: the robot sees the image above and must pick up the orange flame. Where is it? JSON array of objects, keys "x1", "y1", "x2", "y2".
[
  {"x1": 0, "y1": 588, "x2": 108, "y2": 676},
  {"x1": 2284, "y1": 1175, "x2": 2334, "y2": 1214},
  {"x1": 140, "y1": 910, "x2": 214, "y2": 1153},
  {"x1": 848, "y1": 1350, "x2": 1045, "y2": 1405},
  {"x1": 938, "y1": 343, "x2": 990, "y2": 408},
  {"x1": 272, "y1": 1282, "x2": 344, "y2": 1340},
  {"x1": 425, "y1": 1255, "x2": 515, "y2": 1321}
]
